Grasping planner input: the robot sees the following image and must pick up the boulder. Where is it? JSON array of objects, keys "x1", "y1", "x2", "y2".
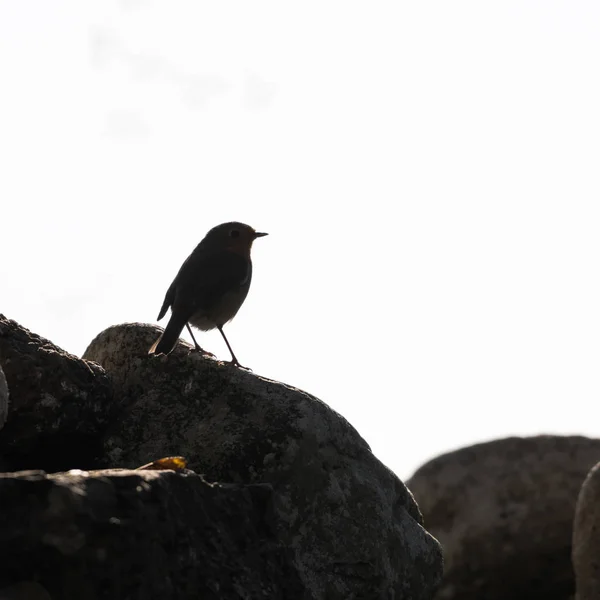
[
  {"x1": 83, "y1": 322, "x2": 443, "y2": 600},
  {"x1": 0, "y1": 315, "x2": 116, "y2": 472},
  {"x1": 0, "y1": 469, "x2": 304, "y2": 599},
  {"x1": 572, "y1": 461, "x2": 600, "y2": 600},
  {"x1": 407, "y1": 435, "x2": 600, "y2": 600}
]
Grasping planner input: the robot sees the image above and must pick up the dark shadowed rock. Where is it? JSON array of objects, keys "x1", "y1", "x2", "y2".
[
  {"x1": 407, "y1": 435, "x2": 600, "y2": 600},
  {"x1": 83, "y1": 322, "x2": 443, "y2": 600},
  {"x1": 0, "y1": 315, "x2": 116, "y2": 472},
  {"x1": 573, "y1": 461, "x2": 600, "y2": 600},
  {"x1": 0, "y1": 364, "x2": 7, "y2": 431},
  {"x1": 0, "y1": 581, "x2": 52, "y2": 600},
  {"x1": 0, "y1": 469, "x2": 305, "y2": 599}
]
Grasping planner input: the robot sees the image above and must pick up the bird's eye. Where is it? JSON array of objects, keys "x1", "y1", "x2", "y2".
[{"x1": 229, "y1": 229, "x2": 240, "y2": 238}]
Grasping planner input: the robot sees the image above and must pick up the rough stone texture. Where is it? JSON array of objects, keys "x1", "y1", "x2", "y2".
[
  {"x1": 0, "y1": 315, "x2": 116, "y2": 472},
  {"x1": 0, "y1": 469, "x2": 305, "y2": 600},
  {"x1": 407, "y1": 435, "x2": 600, "y2": 600},
  {"x1": 0, "y1": 581, "x2": 52, "y2": 600},
  {"x1": 573, "y1": 461, "x2": 600, "y2": 600},
  {"x1": 83, "y1": 322, "x2": 443, "y2": 600},
  {"x1": 0, "y1": 363, "x2": 7, "y2": 431}
]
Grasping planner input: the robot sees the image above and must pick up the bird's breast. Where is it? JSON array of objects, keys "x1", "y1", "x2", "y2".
[{"x1": 189, "y1": 283, "x2": 251, "y2": 331}]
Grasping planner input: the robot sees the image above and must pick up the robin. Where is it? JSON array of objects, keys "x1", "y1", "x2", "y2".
[{"x1": 148, "y1": 222, "x2": 267, "y2": 367}]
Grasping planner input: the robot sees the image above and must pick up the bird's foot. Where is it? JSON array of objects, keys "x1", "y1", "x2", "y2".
[
  {"x1": 188, "y1": 345, "x2": 215, "y2": 358},
  {"x1": 227, "y1": 359, "x2": 252, "y2": 371}
]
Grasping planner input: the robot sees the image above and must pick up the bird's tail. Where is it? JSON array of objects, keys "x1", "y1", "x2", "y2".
[{"x1": 148, "y1": 314, "x2": 187, "y2": 355}]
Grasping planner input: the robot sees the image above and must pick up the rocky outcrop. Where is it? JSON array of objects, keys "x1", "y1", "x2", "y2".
[
  {"x1": 0, "y1": 315, "x2": 116, "y2": 472},
  {"x1": 0, "y1": 363, "x2": 7, "y2": 431},
  {"x1": 82, "y1": 322, "x2": 443, "y2": 600},
  {"x1": 0, "y1": 317, "x2": 443, "y2": 600},
  {"x1": 0, "y1": 469, "x2": 304, "y2": 599},
  {"x1": 407, "y1": 435, "x2": 600, "y2": 600},
  {"x1": 573, "y1": 461, "x2": 600, "y2": 600}
]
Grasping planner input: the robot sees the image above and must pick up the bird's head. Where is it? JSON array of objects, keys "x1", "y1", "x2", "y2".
[{"x1": 202, "y1": 222, "x2": 268, "y2": 256}]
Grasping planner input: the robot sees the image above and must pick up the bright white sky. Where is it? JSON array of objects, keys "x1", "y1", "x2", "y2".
[{"x1": 1, "y1": 1, "x2": 599, "y2": 479}]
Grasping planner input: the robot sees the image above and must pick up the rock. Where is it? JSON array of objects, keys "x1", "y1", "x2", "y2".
[
  {"x1": 0, "y1": 364, "x2": 7, "y2": 431},
  {"x1": 407, "y1": 435, "x2": 600, "y2": 600},
  {"x1": 83, "y1": 322, "x2": 443, "y2": 600},
  {"x1": 573, "y1": 461, "x2": 600, "y2": 600},
  {"x1": 0, "y1": 315, "x2": 116, "y2": 472},
  {"x1": 0, "y1": 582, "x2": 52, "y2": 600},
  {"x1": 0, "y1": 469, "x2": 305, "y2": 599}
]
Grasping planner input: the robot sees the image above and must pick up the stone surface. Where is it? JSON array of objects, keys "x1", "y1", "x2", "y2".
[
  {"x1": 573, "y1": 461, "x2": 600, "y2": 600},
  {"x1": 407, "y1": 435, "x2": 600, "y2": 600},
  {"x1": 0, "y1": 582, "x2": 52, "y2": 600},
  {"x1": 0, "y1": 469, "x2": 305, "y2": 600},
  {"x1": 0, "y1": 363, "x2": 7, "y2": 431},
  {"x1": 0, "y1": 315, "x2": 116, "y2": 471},
  {"x1": 83, "y1": 322, "x2": 443, "y2": 600}
]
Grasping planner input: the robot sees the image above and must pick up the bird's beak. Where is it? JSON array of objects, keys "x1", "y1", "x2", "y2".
[{"x1": 254, "y1": 231, "x2": 268, "y2": 238}]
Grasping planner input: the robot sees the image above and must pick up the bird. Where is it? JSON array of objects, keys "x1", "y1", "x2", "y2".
[{"x1": 148, "y1": 221, "x2": 267, "y2": 367}]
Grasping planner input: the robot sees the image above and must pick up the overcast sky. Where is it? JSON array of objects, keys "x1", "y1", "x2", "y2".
[{"x1": 1, "y1": 1, "x2": 599, "y2": 479}]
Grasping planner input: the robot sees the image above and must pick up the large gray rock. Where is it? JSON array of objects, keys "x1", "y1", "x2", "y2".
[
  {"x1": 0, "y1": 315, "x2": 116, "y2": 471},
  {"x1": 83, "y1": 322, "x2": 443, "y2": 600},
  {"x1": 0, "y1": 469, "x2": 305, "y2": 599},
  {"x1": 573, "y1": 461, "x2": 600, "y2": 600},
  {"x1": 0, "y1": 363, "x2": 7, "y2": 431},
  {"x1": 407, "y1": 435, "x2": 600, "y2": 600}
]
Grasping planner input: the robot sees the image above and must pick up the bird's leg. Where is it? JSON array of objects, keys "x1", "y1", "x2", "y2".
[
  {"x1": 217, "y1": 325, "x2": 249, "y2": 370},
  {"x1": 186, "y1": 323, "x2": 204, "y2": 352},
  {"x1": 186, "y1": 323, "x2": 215, "y2": 358},
  {"x1": 185, "y1": 323, "x2": 214, "y2": 356}
]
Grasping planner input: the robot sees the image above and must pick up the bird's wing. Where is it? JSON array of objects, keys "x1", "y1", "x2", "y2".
[{"x1": 170, "y1": 250, "x2": 250, "y2": 318}]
